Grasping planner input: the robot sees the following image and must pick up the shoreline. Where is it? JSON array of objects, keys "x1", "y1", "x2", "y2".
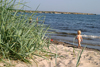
[
  {"x1": 50, "y1": 34, "x2": 100, "y2": 51},
  {"x1": 51, "y1": 39, "x2": 100, "y2": 52}
]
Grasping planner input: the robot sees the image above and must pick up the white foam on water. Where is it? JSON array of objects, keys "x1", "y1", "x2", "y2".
[{"x1": 82, "y1": 35, "x2": 100, "y2": 39}]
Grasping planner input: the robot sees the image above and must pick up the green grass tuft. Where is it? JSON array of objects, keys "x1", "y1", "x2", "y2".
[{"x1": 0, "y1": 0, "x2": 51, "y2": 64}]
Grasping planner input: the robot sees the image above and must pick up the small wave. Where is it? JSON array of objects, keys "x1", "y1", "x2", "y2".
[
  {"x1": 82, "y1": 35, "x2": 100, "y2": 39},
  {"x1": 55, "y1": 32, "x2": 76, "y2": 35}
]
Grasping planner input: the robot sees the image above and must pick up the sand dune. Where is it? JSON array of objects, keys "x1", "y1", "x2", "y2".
[{"x1": 0, "y1": 44, "x2": 100, "y2": 67}]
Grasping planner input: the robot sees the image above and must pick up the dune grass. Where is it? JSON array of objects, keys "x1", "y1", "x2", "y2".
[{"x1": 0, "y1": 0, "x2": 53, "y2": 64}]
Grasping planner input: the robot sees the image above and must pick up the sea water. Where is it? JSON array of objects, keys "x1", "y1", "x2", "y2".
[{"x1": 32, "y1": 13, "x2": 100, "y2": 50}]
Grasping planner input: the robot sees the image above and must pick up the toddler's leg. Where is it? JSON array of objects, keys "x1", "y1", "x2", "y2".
[
  {"x1": 78, "y1": 42, "x2": 80, "y2": 48},
  {"x1": 78, "y1": 41, "x2": 81, "y2": 48},
  {"x1": 80, "y1": 43, "x2": 81, "y2": 48}
]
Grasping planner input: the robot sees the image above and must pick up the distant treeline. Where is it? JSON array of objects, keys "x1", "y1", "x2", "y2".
[{"x1": 13, "y1": 9, "x2": 96, "y2": 15}]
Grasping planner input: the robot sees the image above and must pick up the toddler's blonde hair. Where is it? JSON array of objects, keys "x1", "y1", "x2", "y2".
[{"x1": 77, "y1": 30, "x2": 81, "y2": 35}]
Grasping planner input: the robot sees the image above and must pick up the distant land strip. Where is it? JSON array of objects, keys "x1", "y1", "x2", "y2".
[{"x1": 14, "y1": 10, "x2": 96, "y2": 15}]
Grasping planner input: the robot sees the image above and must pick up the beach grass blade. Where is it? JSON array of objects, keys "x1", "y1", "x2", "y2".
[{"x1": 76, "y1": 45, "x2": 87, "y2": 67}]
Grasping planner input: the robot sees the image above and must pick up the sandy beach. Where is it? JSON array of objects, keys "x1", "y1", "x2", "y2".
[{"x1": 0, "y1": 40, "x2": 100, "y2": 67}]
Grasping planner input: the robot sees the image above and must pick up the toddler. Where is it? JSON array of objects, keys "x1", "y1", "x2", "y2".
[{"x1": 76, "y1": 30, "x2": 83, "y2": 48}]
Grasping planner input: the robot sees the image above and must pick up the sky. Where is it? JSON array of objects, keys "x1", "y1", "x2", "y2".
[{"x1": 16, "y1": 0, "x2": 100, "y2": 14}]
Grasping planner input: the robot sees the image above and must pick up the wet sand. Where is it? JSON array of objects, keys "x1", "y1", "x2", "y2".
[{"x1": 52, "y1": 40, "x2": 100, "y2": 52}]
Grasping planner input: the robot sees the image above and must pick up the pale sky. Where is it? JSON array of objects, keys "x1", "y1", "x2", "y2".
[{"x1": 16, "y1": 0, "x2": 100, "y2": 14}]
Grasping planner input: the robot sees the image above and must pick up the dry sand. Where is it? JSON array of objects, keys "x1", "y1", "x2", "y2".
[{"x1": 0, "y1": 41, "x2": 100, "y2": 67}]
